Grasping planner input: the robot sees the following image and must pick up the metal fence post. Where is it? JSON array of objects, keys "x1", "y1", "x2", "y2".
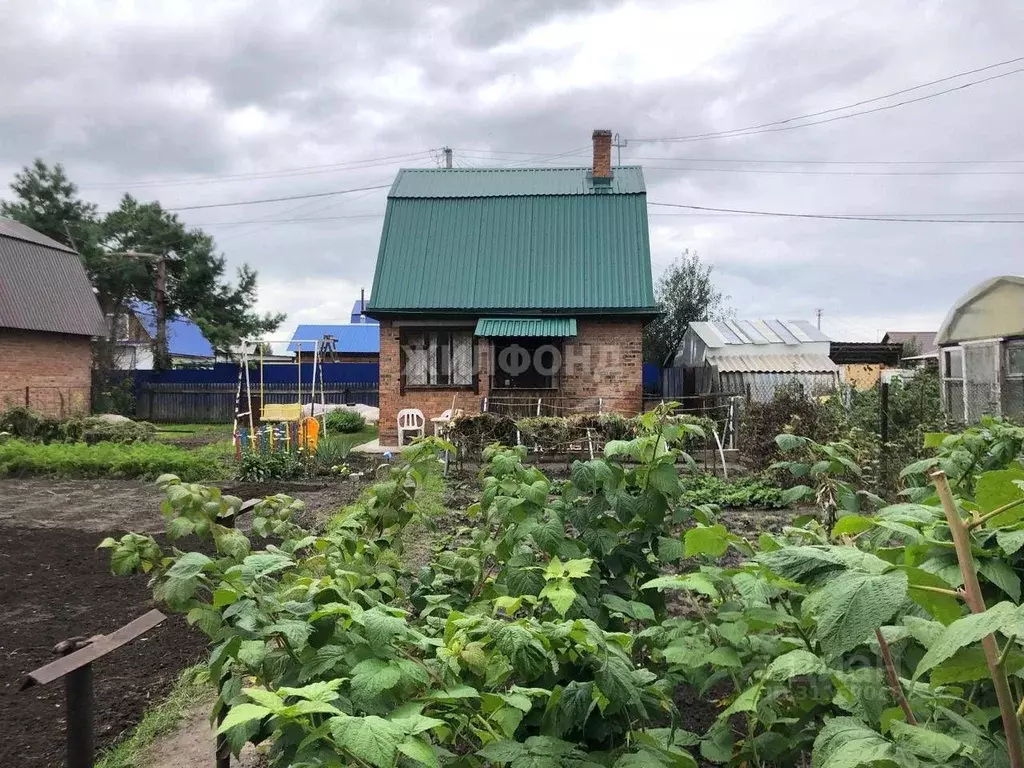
[{"x1": 65, "y1": 662, "x2": 94, "y2": 768}]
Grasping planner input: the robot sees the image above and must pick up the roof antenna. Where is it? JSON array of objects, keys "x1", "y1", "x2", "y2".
[{"x1": 360, "y1": 288, "x2": 365, "y2": 322}]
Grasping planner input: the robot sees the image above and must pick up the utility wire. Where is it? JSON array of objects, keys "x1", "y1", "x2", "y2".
[
  {"x1": 153, "y1": 183, "x2": 393, "y2": 212},
  {"x1": 647, "y1": 201, "x2": 1024, "y2": 223},
  {"x1": 642, "y1": 165, "x2": 1024, "y2": 176},
  {"x1": 627, "y1": 155, "x2": 1024, "y2": 165},
  {"x1": 633, "y1": 56, "x2": 1024, "y2": 143},
  {"x1": 80, "y1": 151, "x2": 434, "y2": 189}
]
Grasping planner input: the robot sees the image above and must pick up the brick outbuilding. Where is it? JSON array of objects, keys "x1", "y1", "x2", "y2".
[
  {"x1": 366, "y1": 131, "x2": 657, "y2": 444},
  {"x1": 0, "y1": 218, "x2": 107, "y2": 417}
]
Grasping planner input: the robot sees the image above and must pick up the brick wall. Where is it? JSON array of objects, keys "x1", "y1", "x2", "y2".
[
  {"x1": 0, "y1": 328, "x2": 93, "y2": 417},
  {"x1": 377, "y1": 318, "x2": 643, "y2": 444}
]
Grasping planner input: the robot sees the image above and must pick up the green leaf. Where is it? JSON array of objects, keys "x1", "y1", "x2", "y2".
[
  {"x1": 902, "y1": 567, "x2": 963, "y2": 625},
  {"x1": 923, "y1": 432, "x2": 949, "y2": 448},
  {"x1": 243, "y1": 687, "x2": 285, "y2": 712},
  {"x1": 930, "y1": 644, "x2": 1024, "y2": 684},
  {"x1": 166, "y1": 516, "x2": 195, "y2": 539},
  {"x1": 811, "y1": 717, "x2": 896, "y2": 768},
  {"x1": 166, "y1": 551, "x2": 212, "y2": 580},
  {"x1": 216, "y1": 703, "x2": 270, "y2": 734},
  {"x1": 424, "y1": 685, "x2": 479, "y2": 701},
  {"x1": 647, "y1": 461, "x2": 680, "y2": 495},
  {"x1": 719, "y1": 684, "x2": 760, "y2": 718},
  {"x1": 889, "y1": 721, "x2": 965, "y2": 762},
  {"x1": 391, "y1": 714, "x2": 446, "y2": 735},
  {"x1": 264, "y1": 620, "x2": 311, "y2": 650},
  {"x1": 997, "y1": 527, "x2": 1024, "y2": 556},
  {"x1": 641, "y1": 573, "x2": 719, "y2": 600},
  {"x1": 831, "y1": 515, "x2": 874, "y2": 537},
  {"x1": 758, "y1": 545, "x2": 889, "y2": 582},
  {"x1": 359, "y1": 607, "x2": 406, "y2": 647},
  {"x1": 976, "y1": 468, "x2": 1024, "y2": 523},
  {"x1": 398, "y1": 736, "x2": 441, "y2": 768},
  {"x1": 563, "y1": 558, "x2": 594, "y2": 579},
  {"x1": 900, "y1": 456, "x2": 941, "y2": 478},
  {"x1": 330, "y1": 715, "x2": 405, "y2": 768},
  {"x1": 980, "y1": 559, "x2": 1021, "y2": 602},
  {"x1": 477, "y1": 740, "x2": 528, "y2": 763},
  {"x1": 663, "y1": 635, "x2": 714, "y2": 668},
  {"x1": 237, "y1": 639, "x2": 266, "y2": 668},
  {"x1": 707, "y1": 647, "x2": 742, "y2": 669},
  {"x1": 684, "y1": 525, "x2": 729, "y2": 558},
  {"x1": 914, "y1": 602, "x2": 1018, "y2": 680},
  {"x1": 764, "y1": 649, "x2": 828, "y2": 681},
  {"x1": 540, "y1": 580, "x2": 577, "y2": 617},
  {"x1": 775, "y1": 433, "x2": 809, "y2": 452},
  {"x1": 700, "y1": 721, "x2": 734, "y2": 764},
  {"x1": 781, "y1": 485, "x2": 814, "y2": 505},
  {"x1": 351, "y1": 658, "x2": 404, "y2": 697},
  {"x1": 657, "y1": 536, "x2": 685, "y2": 563},
  {"x1": 278, "y1": 679, "x2": 343, "y2": 702},
  {"x1": 804, "y1": 570, "x2": 908, "y2": 658}
]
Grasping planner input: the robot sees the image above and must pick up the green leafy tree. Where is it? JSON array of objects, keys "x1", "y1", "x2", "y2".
[
  {"x1": 2, "y1": 160, "x2": 284, "y2": 369},
  {"x1": 643, "y1": 250, "x2": 730, "y2": 366}
]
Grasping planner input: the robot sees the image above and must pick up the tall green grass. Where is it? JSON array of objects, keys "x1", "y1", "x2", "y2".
[{"x1": 0, "y1": 439, "x2": 229, "y2": 481}]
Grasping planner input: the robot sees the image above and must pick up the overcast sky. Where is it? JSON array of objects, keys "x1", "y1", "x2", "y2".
[{"x1": 3, "y1": 0, "x2": 1023, "y2": 343}]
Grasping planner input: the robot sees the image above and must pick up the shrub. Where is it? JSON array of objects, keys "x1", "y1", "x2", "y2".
[
  {"x1": 235, "y1": 450, "x2": 306, "y2": 483},
  {"x1": 0, "y1": 406, "x2": 63, "y2": 442},
  {"x1": 0, "y1": 439, "x2": 226, "y2": 480},
  {"x1": 740, "y1": 380, "x2": 845, "y2": 471},
  {"x1": 81, "y1": 418, "x2": 156, "y2": 445},
  {"x1": 324, "y1": 409, "x2": 366, "y2": 434},
  {"x1": 679, "y1": 473, "x2": 787, "y2": 508}
]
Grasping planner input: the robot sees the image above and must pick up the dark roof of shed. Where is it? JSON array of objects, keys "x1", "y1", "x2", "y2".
[
  {"x1": 881, "y1": 331, "x2": 937, "y2": 355},
  {"x1": 368, "y1": 166, "x2": 656, "y2": 315},
  {"x1": 829, "y1": 342, "x2": 904, "y2": 366},
  {"x1": 0, "y1": 217, "x2": 107, "y2": 337}
]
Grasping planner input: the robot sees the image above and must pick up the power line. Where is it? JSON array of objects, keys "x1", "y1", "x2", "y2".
[
  {"x1": 627, "y1": 155, "x2": 1024, "y2": 165},
  {"x1": 633, "y1": 55, "x2": 1024, "y2": 143},
  {"x1": 80, "y1": 151, "x2": 434, "y2": 189},
  {"x1": 201, "y1": 214, "x2": 385, "y2": 226},
  {"x1": 641, "y1": 164, "x2": 1024, "y2": 176},
  {"x1": 646, "y1": 201, "x2": 1024, "y2": 223},
  {"x1": 154, "y1": 183, "x2": 392, "y2": 212}
]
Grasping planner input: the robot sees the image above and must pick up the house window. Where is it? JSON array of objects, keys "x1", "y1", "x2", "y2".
[
  {"x1": 491, "y1": 338, "x2": 562, "y2": 389},
  {"x1": 401, "y1": 330, "x2": 474, "y2": 388},
  {"x1": 943, "y1": 346, "x2": 965, "y2": 420},
  {"x1": 1007, "y1": 341, "x2": 1024, "y2": 378}
]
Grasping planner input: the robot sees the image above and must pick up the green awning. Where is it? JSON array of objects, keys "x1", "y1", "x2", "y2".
[{"x1": 474, "y1": 317, "x2": 578, "y2": 337}]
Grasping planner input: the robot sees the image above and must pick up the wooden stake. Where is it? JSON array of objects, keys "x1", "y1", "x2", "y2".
[{"x1": 932, "y1": 470, "x2": 1024, "y2": 768}]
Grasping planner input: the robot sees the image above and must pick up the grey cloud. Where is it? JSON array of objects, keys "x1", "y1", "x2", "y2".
[{"x1": 1, "y1": 0, "x2": 1022, "y2": 336}]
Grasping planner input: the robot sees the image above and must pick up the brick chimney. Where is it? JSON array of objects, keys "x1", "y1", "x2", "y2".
[{"x1": 592, "y1": 129, "x2": 613, "y2": 181}]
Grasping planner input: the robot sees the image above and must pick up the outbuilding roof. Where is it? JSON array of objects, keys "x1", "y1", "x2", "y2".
[
  {"x1": 688, "y1": 319, "x2": 830, "y2": 348},
  {"x1": 367, "y1": 166, "x2": 656, "y2": 315},
  {"x1": 0, "y1": 217, "x2": 107, "y2": 337},
  {"x1": 131, "y1": 302, "x2": 215, "y2": 358},
  {"x1": 287, "y1": 324, "x2": 380, "y2": 354},
  {"x1": 936, "y1": 275, "x2": 1024, "y2": 345}
]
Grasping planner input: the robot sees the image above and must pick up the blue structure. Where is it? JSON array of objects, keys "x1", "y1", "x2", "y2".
[
  {"x1": 350, "y1": 297, "x2": 378, "y2": 324},
  {"x1": 287, "y1": 324, "x2": 380, "y2": 355},
  {"x1": 133, "y1": 301, "x2": 215, "y2": 358}
]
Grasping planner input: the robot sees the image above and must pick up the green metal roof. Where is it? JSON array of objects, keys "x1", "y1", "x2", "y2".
[
  {"x1": 475, "y1": 317, "x2": 578, "y2": 337},
  {"x1": 390, "y1": 166, "x2": 645, "y2": 197},
  {"x1": 368, "y1": 167, "x2": 656, "y2": 315}
]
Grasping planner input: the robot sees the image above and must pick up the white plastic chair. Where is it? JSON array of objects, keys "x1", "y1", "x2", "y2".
[
  {"x1": 397, "y1": 408, "x2": 425, "y2": 444},
  {"x1": 432, "y1": 408, "x2": 453, "y2": 436}
]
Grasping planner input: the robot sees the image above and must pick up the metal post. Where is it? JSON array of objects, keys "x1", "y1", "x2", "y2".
[
  {"x1": 66, "y1": 664, "x2": 94, "y2": 768},
  {"x1": 880, "y1": 382, "x2": 890, "y2": 445}
]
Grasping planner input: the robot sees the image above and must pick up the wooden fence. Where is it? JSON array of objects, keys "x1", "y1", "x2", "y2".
[{"x1": 135, "y1": 382, "x2": 379, "y2": 423}]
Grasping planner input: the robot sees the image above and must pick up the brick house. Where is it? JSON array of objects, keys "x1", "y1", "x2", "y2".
[
  {"x1": 366, "y1": 131, "x2": 657, "y2": 444},
  {"x1": 0, "y1": 218, "x2": 107, "y2": 416}
]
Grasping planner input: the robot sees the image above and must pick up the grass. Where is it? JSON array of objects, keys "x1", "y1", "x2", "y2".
[
  {"x1": 325, "y1": 424, "x2": 378, "y2": 453},
  {"x1": 95, "y1": 665, "x2": 211, "y2": 768},
  {"x1": 0, "y1": 439, "x2": 230, "y2": 481}
]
